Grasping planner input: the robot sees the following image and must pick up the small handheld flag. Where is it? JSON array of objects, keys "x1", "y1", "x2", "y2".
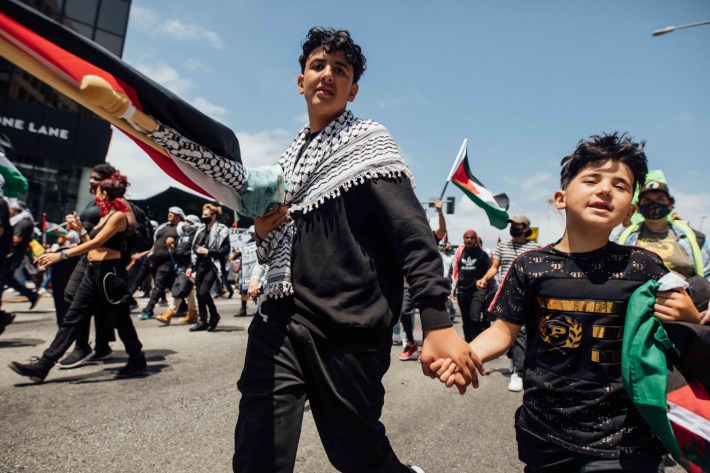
[{"x1": 447, "y1": 139, "x2": 510, "y2": 229}]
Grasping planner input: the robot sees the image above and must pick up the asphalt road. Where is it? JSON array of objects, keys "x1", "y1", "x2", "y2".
[{"x1": 0, "y1": 295, "x2": 680, "y2": 473}]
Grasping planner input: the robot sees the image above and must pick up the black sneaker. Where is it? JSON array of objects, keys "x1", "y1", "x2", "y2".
[
  {"x1": 92, "y1": 346, "x2": 113, "y2": 361},
  {"x1": 0, "y1": 311, "x2": 16, "y2": 335},
  {"x1": 57, "y1": 346, "x2": 95, "y2": 369},
  {"x1": 9, "y1": 356, "x2": 53, "y2": 383},
  {"x1": 116, "y1": 354, "x2": 147, "y2": 378},
  {"x1": 190, "y1": 320, "x2": 209, "y2": 332},
  {"x1": 28, "y1": 292, "x2": 39, "y2": 310},
  {"x1": 407, "y1": 466, "x2": 425, "y2": 473},
  {"x1": 207, "y1": 314, "x2": 221, "y2": 332},
  {"x1": 238, "y1": 306, "x2": 247, "y2": 317}
]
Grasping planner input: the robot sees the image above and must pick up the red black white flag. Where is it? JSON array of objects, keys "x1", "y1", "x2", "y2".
[
  {"x1": 0, "y1": 0, "x2": 241, "y2": 202},
  {"x1": 447, "y1": 139, "x2": 509, "y2": 229}
]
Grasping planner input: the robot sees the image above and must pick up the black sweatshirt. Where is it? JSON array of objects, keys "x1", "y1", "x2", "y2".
[{"x1": 262, "y1": 175, "x2": 452, "y2": 347}]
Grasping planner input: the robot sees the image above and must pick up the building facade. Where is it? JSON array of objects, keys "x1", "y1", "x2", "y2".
[{"x1": 0, "y1": 0, "x2": 131, "y2": 221}]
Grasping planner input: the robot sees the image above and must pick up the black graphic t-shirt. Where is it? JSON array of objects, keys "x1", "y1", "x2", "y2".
[
  {"x1": 490, "y1": 241, "x2": 668, "y2": 458},
  {"x1": 456, "y1": 246, "x2": 490, "y2": 293}
]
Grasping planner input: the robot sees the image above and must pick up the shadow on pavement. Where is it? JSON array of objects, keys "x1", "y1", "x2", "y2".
[
  {"x1": 10, "y1": 348, "x2": 176, "y2": 387},
  {"x1": 0, "y1": 338, "x2": 44, "y2": 348},
  {"x1": 209, "y1": 326, "x2": 244, "y2": 333},
  {"x1": 11, "y1": 363, "x2": 171, "y2": 387}
]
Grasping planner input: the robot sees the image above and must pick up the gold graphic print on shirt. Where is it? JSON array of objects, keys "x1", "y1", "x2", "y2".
[{"x1": 538, "y1": 314, "x2": 583, "y2": 352}]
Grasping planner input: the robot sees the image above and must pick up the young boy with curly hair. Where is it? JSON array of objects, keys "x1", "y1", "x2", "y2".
[{"x1": 433, "y1": 132, "x2": 702, "y2": 472}]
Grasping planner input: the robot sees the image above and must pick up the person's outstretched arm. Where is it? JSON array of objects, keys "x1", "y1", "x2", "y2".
[
  {"x1": 470, "y1": 319, "x2": 521, "y2": 362},
  {"x1": 432, "y1": 199, "x2": 447, "y2": 242}
]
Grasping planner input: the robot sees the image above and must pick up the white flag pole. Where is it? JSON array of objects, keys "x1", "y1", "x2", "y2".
[{"x1": 439, "y1": 138, "x2": 467, "y2": 200}]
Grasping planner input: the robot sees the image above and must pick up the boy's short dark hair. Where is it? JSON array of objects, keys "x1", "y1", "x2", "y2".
[
  {"x1": 299, "y1": 27, "x2": 367, "y2": 84},
  {"x1": 560, "y1": 132, "x2": 647, "y2": 190}
]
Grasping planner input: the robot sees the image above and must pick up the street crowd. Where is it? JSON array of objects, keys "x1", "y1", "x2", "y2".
[
  {"x1": 0, "y1": 162, "x2": 265, "y2": 381},
  {"x1": 1, "y1": 25, "x2": 709, "y2": 473}
]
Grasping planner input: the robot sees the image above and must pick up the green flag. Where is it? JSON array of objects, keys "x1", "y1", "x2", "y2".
[{"x1": 0, "y1": 137, "x2": 28, "y2": 197}]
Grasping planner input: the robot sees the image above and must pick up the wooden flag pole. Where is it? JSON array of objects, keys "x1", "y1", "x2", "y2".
[
  {"x1": 0, "y1": 36, "x2": 164, "y2": 155},
  {"x1": 79, "y1": 75, "x2": 157, "y2": 132}
]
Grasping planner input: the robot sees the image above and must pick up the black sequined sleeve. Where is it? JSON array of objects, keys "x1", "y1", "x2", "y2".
[{"x1": 148, "y1": 122, "x2": 247, "y2": 189}]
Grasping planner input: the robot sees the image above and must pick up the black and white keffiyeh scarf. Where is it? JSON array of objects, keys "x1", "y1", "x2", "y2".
[{"x1": 257, "y1": 110, "x2": 414, "y2": 299}]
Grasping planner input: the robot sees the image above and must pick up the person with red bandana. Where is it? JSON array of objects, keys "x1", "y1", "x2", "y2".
[{"x1": 8, "y1": 172, "x2": 146, "y2": 383}]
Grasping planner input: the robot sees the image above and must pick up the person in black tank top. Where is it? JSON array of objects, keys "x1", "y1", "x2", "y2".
[
  {"x1": 89, "y1": 215, "x2": 127, "y2": 251},
  {"x1": 9, "y1": 173, "x2": 146, "y2": 383},
  {"x1": 56, "y1": 163, "x2": 128, "y2": 370}
]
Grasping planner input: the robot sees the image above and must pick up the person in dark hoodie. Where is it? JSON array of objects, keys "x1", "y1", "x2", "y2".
[{"x1": 155, "y1": 214, "x2": 199, "y2": 325}]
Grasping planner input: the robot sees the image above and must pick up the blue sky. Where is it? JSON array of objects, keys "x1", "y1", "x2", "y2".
[{"x1": 107, "y1": 0, "x2": 710, "y2": 247}]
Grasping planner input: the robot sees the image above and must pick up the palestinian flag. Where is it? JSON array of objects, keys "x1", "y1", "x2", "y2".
[
  {"x1": 0, "y1": 0, "x2": 242, "y2": 209},
  {"x1": 43, "y1": 222, "x2": 68, "y2": 236},
  {"x1": 447, "y1": 139, "x2": 509, "y2": 229},
  {"x1": 0, "y1": 134, "x2": 28, "y2": 197},
  {"x1": 624, "y1": 280, "x2": 710, "y2": 472}
]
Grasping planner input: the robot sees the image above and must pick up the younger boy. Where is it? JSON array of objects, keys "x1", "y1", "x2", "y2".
[{"x1": 433, "y1": 133, "x2": 701, "y2": 472}]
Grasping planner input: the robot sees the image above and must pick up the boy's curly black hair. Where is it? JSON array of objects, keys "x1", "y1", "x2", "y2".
[
  {"x1": 560, "y1": 132, "x2": 647, "y2": 190},
  {"x1": 299, "y1": 27, "x2": 367, "y2": 84}
]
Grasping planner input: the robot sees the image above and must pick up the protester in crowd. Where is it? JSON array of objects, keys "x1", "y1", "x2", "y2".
[
  {"x1": 235, "y1": 226, "x2": 258, "y2": 317},
  {"x1": 615, "y1": 180, "x2": 709, "y2": 282},
  {"x1": 54, "y1": 162, "x2": 136, "y2": 368},
  {"x1": 134, "y1": 207, "x2": 184, "y2": 320},
  {"x1": 187, "y1": 204, "x2": 229, "y2": 332},
  {"x1": 451, "y1": 229, "x2": 491, "y2": 343},
  {"x1": 431, "y1": 132, "x2": 702, "y2": 472},
  {"x1": 219, "y1": 244, "x2": 235, "y2": 299},
  {"x1": 3, "y1": 199, "x2": 39, "y2": 309},
  {"x1": 440, "y1": 241, "x2": 456, "y2": 321},
  {"x1": 141, "y1": 27, "x2": 474, "y2": 472},
  {"x1": 9, "y1": 172, "x2": 146, "y2": 382},
  {"x1": 155, "y1": 214, "x2": 199, "y2": 325},
  {"x1": 0, "y1": 175, "x2": 16, "y2": 335},
  {"x1": 225, "y1": 247, "x2": 240, "y2": 298},
  {"x1": 476, "y1": 214, "x2": 540, "y2": 392},
  {"x1": 399, "y1": 280, "x2": 419, "y2": 361}
]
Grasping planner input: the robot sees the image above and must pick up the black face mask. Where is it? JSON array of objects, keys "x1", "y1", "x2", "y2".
[
  {"x1": 638, "y1": 201, "x2": 671, "y2": 220},
  {"x1": 201, "y1": 216, "x2": 213, "y2": 224},
  {"x1": 510, "y1": 226, "x2": 524, "y2": 238}
]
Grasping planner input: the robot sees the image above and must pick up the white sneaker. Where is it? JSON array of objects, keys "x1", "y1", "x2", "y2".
[
  {"x1": 408, "y1": 466, "x2": 425, "y2": 473},
  {"x1": 508, "y1": 373, "x2": 523, "y2": 392}
]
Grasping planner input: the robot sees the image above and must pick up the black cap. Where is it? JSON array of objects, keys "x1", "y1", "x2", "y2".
[{"x1": 638, "y1": 180, "x2": 670, "y2": 198}]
